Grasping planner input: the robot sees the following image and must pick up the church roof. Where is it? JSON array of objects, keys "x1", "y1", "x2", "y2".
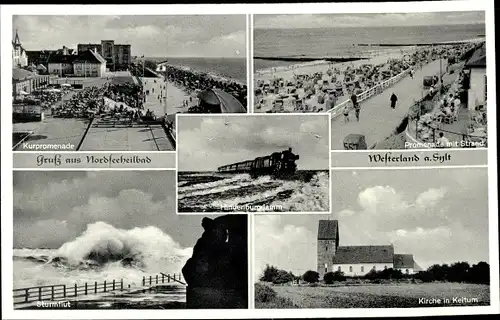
[
  {"x1": 393, "y1": 254, "x2": 414, "y2": 269},
  {"x1": 333, "y1": 245, "x2": 394, "y2": 264},
  {"x1": 318, "y1": 220, "x2": 338, "y2": 240}
]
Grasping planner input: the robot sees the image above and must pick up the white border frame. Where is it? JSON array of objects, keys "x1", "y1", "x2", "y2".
[
  {"x1": 174, "y1": 112, "x2": 332, "y2": 215},
  {"x1": 2, "y1": 1, "x2": 498, "y2": 318}
]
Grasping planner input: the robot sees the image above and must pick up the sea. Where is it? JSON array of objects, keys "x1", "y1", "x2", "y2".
[
  {"x1": 151, "y1": 57, "x2": 247, "y2": 84},
  {"x1": 177, "y1": 171, "x2": 330, "y2": 212},
  {"x1": 13, "y1": 222, "x2": 192, "y2": 308},
  {"x1": 254, "y1": 24, "x2": 486, "y2": 70}
]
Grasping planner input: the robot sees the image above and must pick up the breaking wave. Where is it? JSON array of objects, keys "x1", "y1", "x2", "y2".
[
  {"x1": 177, "y1": 171, "x2": 330, "y2": 212},
  {"x1": 13, "y1": 222, "x2": 192, "y2": 289}
]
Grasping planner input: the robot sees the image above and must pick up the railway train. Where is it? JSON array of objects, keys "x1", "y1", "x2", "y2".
[{"x1": 217, "y1": 148, "x2": 300, "y2": 178}]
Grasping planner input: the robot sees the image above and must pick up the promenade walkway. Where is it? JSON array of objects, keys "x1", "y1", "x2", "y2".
[{"x1": 330, "y1": 59, "x2": 449, "y2": 149}]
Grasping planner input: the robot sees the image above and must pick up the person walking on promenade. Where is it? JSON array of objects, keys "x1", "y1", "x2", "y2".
[
  {"x1": 343, "y1": 105, "x2": 350, "y2": 124},
  {"x1": 390, "y1": 93, "x2": 398, "y2": 109}
]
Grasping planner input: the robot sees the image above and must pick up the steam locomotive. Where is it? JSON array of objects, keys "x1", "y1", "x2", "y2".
[{"x1": 217, "y1": 148, "x2": 300, "y2": 178}]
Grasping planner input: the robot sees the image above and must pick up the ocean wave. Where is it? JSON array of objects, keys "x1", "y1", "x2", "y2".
[
  {"x1": 178, "y1": 175, "x2": 273, "y2": 200},
  {"x1": 13, "y1": 222, "x2": 193, "y2": 289},
  {"x1": 186, "y1": 172, "x2": 330, "y2": 212},
  {"x1": 178, "y1": 173, "x2": 252, "y2": 194}
]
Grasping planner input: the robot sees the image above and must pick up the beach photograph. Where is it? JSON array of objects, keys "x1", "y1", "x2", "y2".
[
  {"x1": 13, "y1": 171, "x2": 248, "y2": 309},
  {"x1": 253, "y1": 12, "x2": 488, "y2": 150},
  {"x1": 254, "y1": 167, "x2": 490, "y2": 308},
  {"x1": 12, "y1": 15, "x2": 247, "y2": 151},
  {"x1": 176, "y1": 114, "x2": 330, "y2": 213}
]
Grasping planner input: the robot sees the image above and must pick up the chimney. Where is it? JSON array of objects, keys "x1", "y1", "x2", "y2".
[
  {"x1": 93, "y1": 47, "x2": 97, "y2": 54},
  {"x1": 63, "y1": 46, "x2": 68, "y2": 55}
]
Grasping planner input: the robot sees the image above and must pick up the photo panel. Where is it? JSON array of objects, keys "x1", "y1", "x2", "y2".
[
  {"x1": 12, "y1": 14, "x2": 248, "y2": 152},
  {"x1": 254, "y1": 167, "x2": 490, "y2": 308},
  {"x1": 176, "y1": 114, "x2": 331, "y2": 213},
  {"x1": 12, "y1": 171, "x2": 248, "y2": 309},
  {"x1": 252, "y1": 12, "x2": 488, "y2": 151}
]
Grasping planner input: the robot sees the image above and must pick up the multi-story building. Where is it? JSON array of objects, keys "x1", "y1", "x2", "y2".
[
  {"x1": 12, "y1": 29, "x2": 28, "y2": 68},
  {"x1": 77, "y1": 40, "x2": 131, "y2": 71}
]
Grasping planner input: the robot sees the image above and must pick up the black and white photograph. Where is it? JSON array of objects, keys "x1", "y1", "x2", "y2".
[
  {"x1": 12, "y1": 15, "x2": 247, "y2": 152},
  {"x1": 176, "y1": 114, "x2": 330, "y2": 213},
  {"x1": 255, "y1": 168, "x2": 490, "y2": 308},
  {"x1": 253, "y1": 12, "x2": 488, "y2": 150},
  {"x1": 13, "y1": 171, "x2": 248, "y2": 309}
]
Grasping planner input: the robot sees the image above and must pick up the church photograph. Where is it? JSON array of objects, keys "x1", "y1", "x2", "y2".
[{"x1": 254, "y1": 167, "x2": 490, "y2": 308}]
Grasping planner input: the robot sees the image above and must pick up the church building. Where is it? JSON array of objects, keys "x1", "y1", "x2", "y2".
[
  {"x1": 317, "y1": 220, "x2": 420, "y2": 279},
  {"x1": 12, "y1": 29, "x2": 28, "y2": 68}
]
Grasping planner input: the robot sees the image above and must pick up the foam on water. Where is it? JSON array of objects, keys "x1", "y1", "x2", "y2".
[{"x1": 13, "y1": 222, "x2": 193, "y2": 289}]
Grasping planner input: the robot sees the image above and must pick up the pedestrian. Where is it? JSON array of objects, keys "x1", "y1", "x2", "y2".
[
  {"x1": 390, "y1": 93, "x2": 398, "y2": 109},
  {"x1": 436, "y1": 132, "x2": 450, "y2": 148},
  {"x1": 343, "y1": 105, "x2": 350, "y2": 124},
  {"x1": 354, "y1": 102, "x2": 361, "y2": 122}
]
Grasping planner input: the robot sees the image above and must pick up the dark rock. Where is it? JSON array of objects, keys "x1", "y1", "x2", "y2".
[{"x1": 182, "y1": 215, "x2": 248, "y2": 308}]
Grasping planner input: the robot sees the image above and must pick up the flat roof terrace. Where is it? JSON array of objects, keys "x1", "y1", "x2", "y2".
[
  {"x1": 78, "y1": 119, "x2": 174, "y2": 151},
  {"x1": 13, "y1": 118, "x2": 89, "y2": 151}
]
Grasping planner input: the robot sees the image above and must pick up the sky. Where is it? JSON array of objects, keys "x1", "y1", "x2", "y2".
[
  {"x1": 13, "y1": 15, "x2": 246, "y2": 58},
  {"x1": 13, "y1": 171, "x2": 218, "y2": 249},
  {"x1": 255, "y1": 167, "x2": 489, "y2": 277},
  {"x1": 254, "y1": 12, "x2": 485, "y2": 29},
  {"x1": 177, "y1": 115, "x2": 330, "y2": 171}
]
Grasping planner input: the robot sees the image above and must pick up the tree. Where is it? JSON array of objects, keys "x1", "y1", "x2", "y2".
[
  {"x1": 302, "y1": 270, "x2": 319, "y2": 283},
  {"x1": 260, "y1": 265, "x2": 279, "y2": 283},
  {"x1": 272, "y1": 270, "x2": 294, "y2": 284},
  {"x1": 324, "y1": 271, "x2": 346, "y2": 284}
]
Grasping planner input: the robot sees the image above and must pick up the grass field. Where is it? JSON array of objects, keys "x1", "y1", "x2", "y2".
[{"x1": 255, "y1": 282, "x2": 490, "y2": 308}]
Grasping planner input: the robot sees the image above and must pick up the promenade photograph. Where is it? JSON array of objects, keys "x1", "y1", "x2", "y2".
[
  {"x1": 253, "y1": 12, "x2": 488, "y2": 150},
  {"x1": 13, "y1": 171, "x2": 248, "y2": 309},
  {"x1": 176, "y1": 114, "x2": 330, "y2": 213},
  {"x1": 12, "y1": 15, "x2": 247, "y2": 152},
  {"x1": 254, "y1": 167, "x2": 490, "y2": 308}
]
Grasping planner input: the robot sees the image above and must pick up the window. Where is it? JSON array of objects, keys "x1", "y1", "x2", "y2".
[
  {"x1": 349, "y1": 266, "x2": 353, "y2": 272},
  {"x1": 361, "y1": 266, "x2": 364, "y2": 272}
]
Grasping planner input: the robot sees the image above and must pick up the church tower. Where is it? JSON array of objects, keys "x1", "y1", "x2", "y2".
[{"x1": 317, "y1": 220, "x2": 339, "y2": 279}]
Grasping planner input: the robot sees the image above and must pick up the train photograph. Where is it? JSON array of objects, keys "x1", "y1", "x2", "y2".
[{"x1": 176, "y1": 114, "x2": 331, "y2": 213}]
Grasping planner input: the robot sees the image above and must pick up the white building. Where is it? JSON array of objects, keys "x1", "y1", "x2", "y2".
[
  {"x1": 12, "y1": 30, "x2": 28, "y2": 68},
  {"x1": 156, "y1": 60, "x2": 168, "y2": 72},
  {"x1": 73, "y1": 49, "x2": 107, "y2": 77},
  {"x1": 47, "y1": 55, "x2": 76, "y2": 76},
  {"x1": 317, "y1": 220, "x2": 420, "y2": 279},
  {"x1": 465, "y1": 44, "x2": 487, "y2": 111}
]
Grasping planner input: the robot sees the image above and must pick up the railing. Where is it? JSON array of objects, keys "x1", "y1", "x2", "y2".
[
  {"x1": 327, "y1": 69, "x2": 411, "y2": 119},
  {"x1": 13, "y1": 273, "x2": 184, "y2": 307}
]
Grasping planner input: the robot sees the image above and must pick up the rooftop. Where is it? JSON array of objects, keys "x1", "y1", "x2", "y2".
[
  {"x1": 393, "y1": 254, "x2": 415, "y2": 269},
  {"x1": 318, "y1": 220, "x2": 339, "y2": 240},
  {"x1": 332, "y1": 245, "x2": 395, "y2": 264},
  {"x1": 73, "y1": 50, "x2": 107, "y2": 64},
  {"x1": 465, "y1": 44, "x2": 486, "y2": 68},
  {"x1": 13, "y1": 68, "x2": 35, "y2": 81}
]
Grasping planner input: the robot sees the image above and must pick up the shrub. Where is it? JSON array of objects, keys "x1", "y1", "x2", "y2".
[
  {"x1": 302, "y1": 270, "x2": 320, "y2": 283},
  {"x1": 324, "y1": 271, "x2": 346, "y2": 284},
  {"x1": 255, "y1": 283, "x2": 277, "y2": 303}
]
